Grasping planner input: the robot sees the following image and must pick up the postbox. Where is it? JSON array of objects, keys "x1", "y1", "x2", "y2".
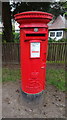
[{"x1": 14, "y1": 11, "x2": 53, "y2": 95}]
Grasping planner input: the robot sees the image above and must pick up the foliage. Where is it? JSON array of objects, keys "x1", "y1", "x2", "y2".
[
  {"x1": 48, "y1": 37, "x2": 67, "y2": 42},
  {"x1": 11, "y1": 2, "x2": 51, "y2": 17},
  {"x1": 11, "y1": 2, "x2": 67, "y2": 19},
  {"x1": 2, "y1": 32, "x2": 20, "y2": 43},
  {"x1": 64, "y1": 28, "x2": 67, "y2": 31},
  {"x1": 57, "y1": 38, "x2": 67, "y2": 42},
  {"x1": 46, "y1": 68, "x2": 65, "y2": 91},
  {"x1": 13, "y1": 32, "x2": 20, "y2": 43},
  {"x1": 48, "y1": 37, "x2": 56, "y2": 42},
  {"x1": 49, "y1": 2, "x2": 67, "y2": 19},
  {"x1": 2, "y1": 68, "x2": 20, "y2": 82},
  {"x1": 2, "y1": 32, "x2": 7, "y2": 43}
]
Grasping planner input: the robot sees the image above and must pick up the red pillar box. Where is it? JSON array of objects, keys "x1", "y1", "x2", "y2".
[{"x1": 14, "y1": 11, "x2": 53, "y2": 95}]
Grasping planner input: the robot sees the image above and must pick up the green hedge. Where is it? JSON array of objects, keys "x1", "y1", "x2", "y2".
[
  {"x1": 48, "y1": 37, "x2": 67, "y2": 42},
  {"x1": 13, "y1": 32, "x2": 20, "y2": 43},
  {"x1": 2, "y1": 32, "x2": 20, "y2": 43}
]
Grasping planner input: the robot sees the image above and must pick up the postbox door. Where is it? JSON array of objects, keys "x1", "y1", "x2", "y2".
[{"x1": 29, "y1": 40, "x2": 46, "y2": 92}]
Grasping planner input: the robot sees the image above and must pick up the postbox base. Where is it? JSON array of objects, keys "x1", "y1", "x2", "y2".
[{"x1": 20, "y1": 89, "x2": 44, "y2": 100}]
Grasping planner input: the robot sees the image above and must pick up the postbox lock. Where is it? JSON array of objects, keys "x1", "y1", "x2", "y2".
[{"x1": 34, "y1": 28, "x2": 38, "y2": 32}]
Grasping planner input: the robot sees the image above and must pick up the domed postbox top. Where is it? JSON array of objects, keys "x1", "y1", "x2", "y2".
[{"x1": 14, "y1": 11, "x2": 53, "y2": 28}]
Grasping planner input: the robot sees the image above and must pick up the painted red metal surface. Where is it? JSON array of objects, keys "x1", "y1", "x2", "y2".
[{"x1": 14, "y1": 11, "x2": 53, "y2": 94}]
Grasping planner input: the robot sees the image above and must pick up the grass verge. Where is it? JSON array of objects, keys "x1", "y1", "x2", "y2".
[
  {"x1": 2, "y1": 68, "x2": 20, "y2": 82},
  {"x1": 46, "y1": 68, "x2": 65, "y2": 91},
  {"x1": 2, "y1": 67, "x2": 65, "y2": 91}
]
